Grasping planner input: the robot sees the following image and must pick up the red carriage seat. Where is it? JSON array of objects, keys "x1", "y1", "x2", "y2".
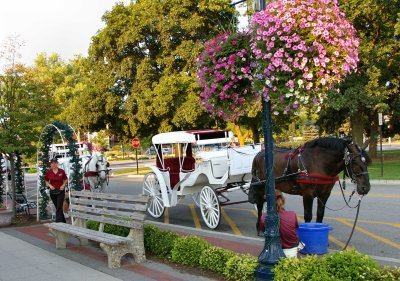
[{"x1": 156, "y1": 157, "x2": 195, "y2": 188}]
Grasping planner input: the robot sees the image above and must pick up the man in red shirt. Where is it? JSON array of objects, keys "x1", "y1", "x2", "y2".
[{"x1": 45, "y1": 158, "x2": 68, "y2": 223}]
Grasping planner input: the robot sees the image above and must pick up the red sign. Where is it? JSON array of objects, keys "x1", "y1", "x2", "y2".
[{"x1": 132, "y1": 137, "x2": 140, "y2": 148}]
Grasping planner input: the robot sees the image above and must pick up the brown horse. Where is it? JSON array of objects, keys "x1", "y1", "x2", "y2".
[{"x1": 249, "y1": 137, "x2": 371, "y2": 235}]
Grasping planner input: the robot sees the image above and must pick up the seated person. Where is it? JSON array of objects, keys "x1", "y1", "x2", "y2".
[{"x1": 260, "y1": 190, "x2": 299, "y2": 258}]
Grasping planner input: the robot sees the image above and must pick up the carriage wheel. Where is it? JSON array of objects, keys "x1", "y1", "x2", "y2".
[
  {"x1": 192, "y1": 192, "x2": 200, "y2": 207},
  {"x1": 142, "y1": 172, "x2": 165, "y2": 218},
  {"x1": 199, "y1": 186, "x2": 221, "y2": 229}
]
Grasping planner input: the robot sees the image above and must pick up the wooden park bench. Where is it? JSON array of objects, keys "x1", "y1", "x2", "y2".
[{"x1": 48, "y1": 190, "x2": 149, "y2": 268}]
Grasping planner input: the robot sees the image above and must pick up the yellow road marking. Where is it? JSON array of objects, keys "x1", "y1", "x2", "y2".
[
  {"x1": 297, "y1": 216, "x2": 345, "y2": 248},
  {"x1": 164, "y1": 207, "x2": 169, "y2": 224},
  {"x1": 221, "y1": 209, "x2": 242, "y2": 236},
  {"x1": 228, "y1": 206, "x2": 399, "y2": 227},
  {"x1": 188, "y1": 204, "x2": 202, "y2": 229},
  {"x1": 336, "y1": 218, "x2": 400, "y2": 250}
]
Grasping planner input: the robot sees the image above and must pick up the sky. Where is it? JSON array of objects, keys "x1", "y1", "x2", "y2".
[
  {"x1": 0, "y1": 0, "x2": 130, "y2": 68},
  {"x1": 0, "y1": 0, "x2": 248, "y2": 69}
]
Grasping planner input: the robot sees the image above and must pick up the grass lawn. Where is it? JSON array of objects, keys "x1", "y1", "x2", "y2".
[
  {"x1": 368, "y1": 149, "x2": 400, "y2": 180},
  {"x1": 112, "y1": 150, "x2": 399, "y2": 180},
  {"x1": 112, "y1": 167, "x2": 151, "y2": 175}
]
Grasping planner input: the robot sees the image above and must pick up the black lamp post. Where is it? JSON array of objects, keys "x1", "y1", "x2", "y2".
[
  {"x1": 228, "y1": 0, "x2": 285, "y2": 278},
  {"x1": 253, "y1": 1, "x2": 286, "y2": 280}
]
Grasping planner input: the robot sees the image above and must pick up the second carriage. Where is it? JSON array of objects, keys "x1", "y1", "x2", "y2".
[{"x1": 142, "y1": 129, "x2": 261, "y2": 229}]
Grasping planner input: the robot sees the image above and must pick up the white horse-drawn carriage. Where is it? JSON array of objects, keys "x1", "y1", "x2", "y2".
[{"x1": 142, "y1": 129, "x2": 261, "y2": 229}]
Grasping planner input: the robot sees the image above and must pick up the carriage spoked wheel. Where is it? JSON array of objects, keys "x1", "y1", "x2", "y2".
[
  {"x1": 142, "y1": 172, "x2": 165, "y2": 218},
  {"x1": 199, "y1": 186, "x2": 221, "y2": 229}
]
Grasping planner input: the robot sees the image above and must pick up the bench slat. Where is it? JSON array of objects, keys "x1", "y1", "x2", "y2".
[
  {"x1": 49, "y1": 223, "x2": 130, "y2": 245},
  {"x1": 70, "y1": 211, "x2": 144, "y2": 229},
  {"x1": 72, "y1": 191, "x2": 148, "y2": 203},
  {"x1": 71, "y1": 205, "x2": 146, "y2": 221},
  {"x1": 70, "y1": 197, "x2": 147, "y2": 212}
]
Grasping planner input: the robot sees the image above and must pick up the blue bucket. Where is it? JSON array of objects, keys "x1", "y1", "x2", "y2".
[{"x1": 297, "y1": 223, "x2": 333, "y2": 255}]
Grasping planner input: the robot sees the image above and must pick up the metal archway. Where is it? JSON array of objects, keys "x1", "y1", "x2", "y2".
[{"x1": 36, "y1": 123, "x2": 80, "y2": 222}]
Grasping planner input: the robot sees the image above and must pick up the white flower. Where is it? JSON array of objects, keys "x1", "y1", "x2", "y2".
[
  {"x1": 273, "y1": 111, "x2": 279, "y2": 115},
  {"x1": 285, "y1": 93, "x2": 293, "y2": 98},
  {"x1": 297, "y1": 79, "x2": 304, "y2": 85},
  {"x1": 265, "y1": 79, "x2": 271, "y2": 85}
]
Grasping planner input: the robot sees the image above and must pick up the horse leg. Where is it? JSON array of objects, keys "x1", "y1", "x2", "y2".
[
  {"x1": 302, "y1": 194, "x2": 314, "y2": 223},
  {"x1": 316, "y1": 191, "x2": 331, "y2": 223}
]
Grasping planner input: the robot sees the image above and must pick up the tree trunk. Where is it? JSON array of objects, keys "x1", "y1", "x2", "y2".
[
  {"x1": 369, "y1": 120, "x2": 378, "y2": 159},
  {"x1": 234, "y1": 124, "x2": 245, "y2": 146},
  {"x1": 350, "y1": 115, "x2": 364, "y2": 145},
  {"x1": 250, "y1": 123, "x2": 261, "y2": 144},
  {"x1": 9, "y1": 153, "x2": 16, "y2": 218}
]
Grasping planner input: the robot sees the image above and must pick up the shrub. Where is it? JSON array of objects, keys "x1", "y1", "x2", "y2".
[
  {"x1": 273, "y1": 255, "x2": 333, "y2": 281},
  {"x1": 104, "y1": 224, "x2": 130, "y2": 237},
  {"x1": 171, "y1": 236, "x2": 210, "y2": 266},
  {"x1": 199, "y1": 246, "x2": 235, "y2": 274},
  {"x1": 324, "y1": 250, "x2": 381, "y2": 281},
  {"x1": 224, "y1": 254, "x2": 258, "y2": 281},
  {"x1": 144, "y1": 224, "x2": 161, "y2": 253},
  {"x1": 380, "y1": 266, "x2": 400, "y2": 281},
  {"x1": 143, "y1": 225, "x2": 178, "y2": 258},
  {"x1": 86, "y1": 220, "x2": 99, "y2": 230}
]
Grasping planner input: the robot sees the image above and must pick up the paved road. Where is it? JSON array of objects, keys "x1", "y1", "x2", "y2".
[
  {"x1": 103, "y1": 175, "x2": 400, "y2": 267},
  {"x1": 22, "y1": 160, "x2": 400, "y2": 267}
]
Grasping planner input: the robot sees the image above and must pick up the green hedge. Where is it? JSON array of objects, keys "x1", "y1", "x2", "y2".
[
  {"x1": 273, "y1": 249, "x2": 398, "y2": 281},
  {"x1": 199, "y1": 246, "x2": 235, "y2": 274},
  {"x1": 171, "y1": 235, "x2": 210, "y2": 266},
  {"x1": 144, "y1": 224, "x2": 178, "y2": 258},
  {"x1": 85, "y1": 222, "x2": 399, "y2": 281},
  {"x1": 225, "y1": 254, "x2": 258, "y2": 281}
]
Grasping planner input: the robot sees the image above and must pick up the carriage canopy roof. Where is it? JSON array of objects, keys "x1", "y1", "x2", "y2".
[{"x1": 152, "y1": 129, "x2": 233, "y2": 145}]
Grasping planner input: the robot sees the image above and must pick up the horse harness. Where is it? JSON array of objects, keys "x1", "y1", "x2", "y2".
[{"x1": 83, "y1": 156, "x2": 110, "y2": 190}]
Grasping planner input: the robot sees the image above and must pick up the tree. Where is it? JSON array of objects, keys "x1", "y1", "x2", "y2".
[
  {"x1": 87, "y1": 0, "x2": 237, "y2": 139},
  {"x1": 0, "y1": 36, "x2": 49, "y2": 216},
  {"x1": 319, "y1": 0, "x2": 400, "y2": 157}
]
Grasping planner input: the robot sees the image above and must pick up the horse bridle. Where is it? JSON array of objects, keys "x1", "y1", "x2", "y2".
[{"x1": 343, "y1": 144, "x2": 369, "y2": 184}]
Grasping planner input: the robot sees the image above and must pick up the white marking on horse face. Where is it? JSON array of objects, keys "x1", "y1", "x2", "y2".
[{"x1": 99, "y1": 170, "x2": 107, "y2": 180}]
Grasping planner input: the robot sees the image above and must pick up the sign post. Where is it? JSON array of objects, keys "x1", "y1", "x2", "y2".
[
  {"x1": 378, "y1": 113, "x2": 383, "y2": 176},
  {"x1": 132, "y1": 137, "x2": 140, "y2": 174}
]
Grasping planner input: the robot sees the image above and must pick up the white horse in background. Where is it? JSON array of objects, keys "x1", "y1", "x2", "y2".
[{"x1": 82, "y1": 152, "x2": 110, "y2": 193}]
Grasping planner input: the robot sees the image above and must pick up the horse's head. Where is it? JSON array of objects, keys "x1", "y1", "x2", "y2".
[
  {"x1": 344, "y1": 140, "x2": 371, "y2": 195},
  {"x1": 96, "y1": 154, "x2": 109, "y2": 181}
]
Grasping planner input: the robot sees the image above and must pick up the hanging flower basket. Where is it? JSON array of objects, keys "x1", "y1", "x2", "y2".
[
  {"x1": 197, "y1": 32, "x2": 255, "y2": 120},
  {"x1": 249, "y1": 0, "x2": 359, "y2": 115}
]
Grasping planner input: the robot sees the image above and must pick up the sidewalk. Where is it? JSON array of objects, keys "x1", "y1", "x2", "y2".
[{"x1": 0, "y1": 221, "x2": 263, "y2": 281}]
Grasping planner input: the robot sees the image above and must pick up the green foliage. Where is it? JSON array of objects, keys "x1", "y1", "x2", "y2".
[
  {"x1": 199, "y1": 246, "x2": 235, "y2": 274},
  {"x1": 171, "y1": 235, "x2": 210, "y2": 266},
  {"x1": 380, "y1": 266, "x2": 400, "y2": 281},
  {"x1": 273, "y1": 255, "x2": 333, "y2": 281},
  {"x1": 103, "y1": 224, "x2": 130, "y2": 237},
  {"x1": 143, "y1": 224, "x2": 179, "y2": 258},
  {"x1": 86, "y1": 220, "x2": 99, "y2": 230},
  {"x1": 319, "y1": 0, "x2": 400, "y2": 147},
  {"x1": 38, "y1": 122, "x2": 82, "y2": 219},
  {"x1": 87, "y1": 0, "x2": 237, "y2": 139},
  {"x1": 324, "y1": 249, "x2": 381, "y2": 281},
  {"x1": 224, "y1": 254, "x2": 258, "y2": 281},
  {"x1": 14, "y1": 153, "x2": 24, "y2": 194},
  {"x1": 273, "y1": 250, "x2": 387, "y2": 281}
]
